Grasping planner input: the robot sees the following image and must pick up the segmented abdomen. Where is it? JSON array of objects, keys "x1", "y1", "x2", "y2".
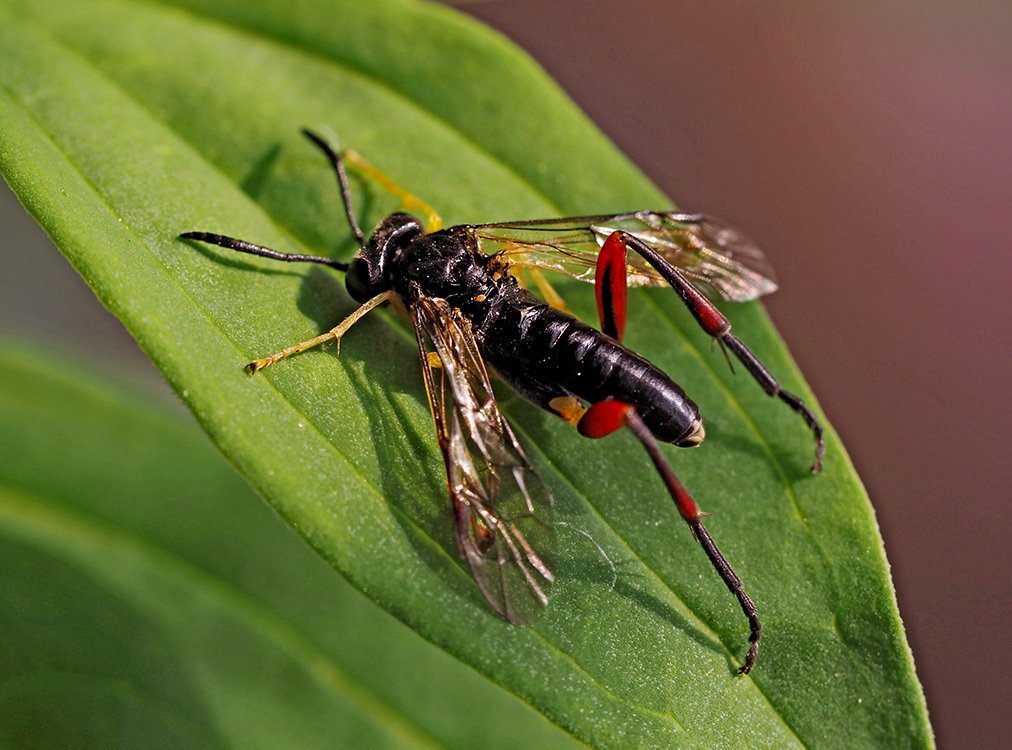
[{"x1": 476, "y1": 293, "x2": 700, "y2": 445}]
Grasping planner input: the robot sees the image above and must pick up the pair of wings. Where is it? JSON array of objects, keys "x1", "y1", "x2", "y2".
[
  {"x1": 469, "y1": 210, "x2": 778, "y2": 303},
  {"x1": 411, "y1": 210, "x2": 778, "y2": 624}
]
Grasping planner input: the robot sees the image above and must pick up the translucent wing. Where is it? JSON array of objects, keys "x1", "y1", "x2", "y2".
[
  {"x1": 468, "y1": 210, "x2": 778, "y2": 302},
  {"x1": 412, "y1": 296, "x2": 555, "y2": 625}
]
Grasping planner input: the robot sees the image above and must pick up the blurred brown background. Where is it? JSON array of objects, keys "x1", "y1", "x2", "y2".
[
  {"x1": 1, "y1": 1, "x2": 1008, "y2": 747},
  {"x1": 464, "y1": 2, "x2": 1011, "y2": 747}
]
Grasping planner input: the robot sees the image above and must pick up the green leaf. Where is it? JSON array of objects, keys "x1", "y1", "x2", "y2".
[
  {"x1": 0, "y1": 0, "x2": 931, "y2": 747},
  {"x1": 0, "y1": 340, "x2": 584, "y2": 749}
]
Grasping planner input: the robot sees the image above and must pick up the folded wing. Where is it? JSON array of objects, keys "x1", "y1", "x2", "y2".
[{"x1": 412, "y1": 296, "x2": 556, "y2": 625}]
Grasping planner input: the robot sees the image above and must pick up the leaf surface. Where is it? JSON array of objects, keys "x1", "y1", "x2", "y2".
[
  {"x1": 0, "y1": 341, "x2": 584, "y2": 748},
  {"x1": 0, "y1": 1, "x2": 931, "y2": 747}
]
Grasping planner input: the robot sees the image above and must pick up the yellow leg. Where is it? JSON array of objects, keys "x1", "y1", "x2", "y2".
[
  {"x1": 342, "y1": 149, "x2": 443, "y2": 233},
  {"x1": 513, "y1": 266, "x2": 569, "y2": 313},
  {"x1": 528, "y1": 268, "x2": 569, "y2": 312},
  {"x1": 246, "y1": 290, "x2": 395, "y2": 374},
  {"x1": 548, "y1": 396, "x2": 587, "y2": 426}
]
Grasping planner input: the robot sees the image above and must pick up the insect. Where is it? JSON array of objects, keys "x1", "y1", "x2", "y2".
[{"x1": 181, "y1": 129, "x2": 824, "y2": 674}]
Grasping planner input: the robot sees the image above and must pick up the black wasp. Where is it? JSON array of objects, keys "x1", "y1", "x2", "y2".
[{"x1": 182, "y1": 130, "x2": 824, "y2": 674}]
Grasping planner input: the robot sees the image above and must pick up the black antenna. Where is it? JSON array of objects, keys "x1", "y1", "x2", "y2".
[
  {"x1": 180, "y1": 129, "x2": 371, "y2": 271},
  {"x1": 301, "y1": 128, "x2": 366, "y2": 249},
  {"x1": 178, "y1": 231, "x2": 349, "y2": 271}
]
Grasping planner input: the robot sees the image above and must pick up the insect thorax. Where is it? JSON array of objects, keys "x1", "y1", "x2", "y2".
[{"x1": 394, "y1": 229, "x2": 496, "y2": 307}]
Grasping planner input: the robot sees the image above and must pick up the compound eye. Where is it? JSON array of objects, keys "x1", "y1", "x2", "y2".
[{"x1": 345, "y1": 258, "x2": 376, "y2": 303}]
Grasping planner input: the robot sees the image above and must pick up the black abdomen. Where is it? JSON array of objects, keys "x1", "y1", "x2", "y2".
[{"x1": 474, "y1": 290, "x2": 701, "y2": 445}]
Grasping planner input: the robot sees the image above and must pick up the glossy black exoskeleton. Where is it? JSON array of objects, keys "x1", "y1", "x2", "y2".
[
  {"x1": 348, "y1": 212, "x2": 704, "y2": 447},
  {"x1": 181, "y1": 129, "x2": 825, "y2": 674}
]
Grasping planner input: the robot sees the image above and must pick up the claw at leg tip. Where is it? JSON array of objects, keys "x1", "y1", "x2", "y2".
[
  {"x1": 245, "y1": 359, "x2": 268, "y2": 375},
  {"x1": 810, "y1": 441, "x2": 826, "y2": 473}
]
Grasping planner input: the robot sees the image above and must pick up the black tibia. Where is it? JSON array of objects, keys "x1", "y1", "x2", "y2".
[
  {"x1": 691, "y1": 521, "x2": 761, "y2": 674},
  {"x1": 721, "y1": 334, "x2": 825, "y2": 473}
]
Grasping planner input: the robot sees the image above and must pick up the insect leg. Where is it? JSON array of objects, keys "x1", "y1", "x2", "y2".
[
  {"x1": 578, "y1": 399, "x2": 761, "y2": 674},
  {"x1": 512, "y1": 266, "x2": 569, "y2": 312},
  {"x1": 594, "y1": 231, "x2": 630, "y2": 340},
  {"x1": 608, "y1": 231, "x2": 825, "y2": 473},
  {"x1": 245, "y1": 290, "x2": 395, "y2": 374},
  {"x1": 340, "y1": 147, "x2": 444, "y2": 233}
]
